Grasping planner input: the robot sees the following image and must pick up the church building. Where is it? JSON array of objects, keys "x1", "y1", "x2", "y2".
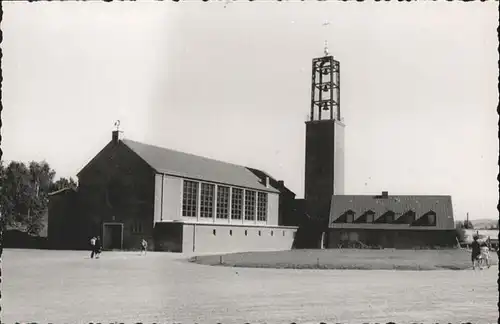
[{"x1": 49, "y1": 47, "x2": 457, "y2": 253}]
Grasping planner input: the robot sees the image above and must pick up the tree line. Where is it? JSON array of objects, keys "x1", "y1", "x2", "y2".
[
  {"x1": 0, "y1": 160, "x2": 77, "y2": 235},
  {"x1": 455, "y1": 220, "x2": 474, "y2": 230},
  {"x1": 456, "y1": 220, "x2": 499, "y2": 230}
]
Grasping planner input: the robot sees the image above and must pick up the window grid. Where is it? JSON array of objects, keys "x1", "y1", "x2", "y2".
[
  {"x1": 216, "y1": 186, "x2": 230, "y2": 219},
  {"x1": 182, "y1": 180, "x2": 199, "y2": 217},
  {"x1": 257, "y1": 192, "x2": 268, "y2": 222},
  {"x1": 200, "y1": 183, "x2": 215, "y2": 218},
  {"x1": 231, "y1": 188, "x2": 243, "y2": 220},
  {"x1": 244, "y1": 190, "x2": 256, "y2": 221},
  {"x1": 182, "y1": 180, "x2": 271, "y2": 222}
]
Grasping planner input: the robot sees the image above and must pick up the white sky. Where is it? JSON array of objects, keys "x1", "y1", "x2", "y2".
[{"x1": 2, "y1": 2, "x2": 498, "y2": 220}]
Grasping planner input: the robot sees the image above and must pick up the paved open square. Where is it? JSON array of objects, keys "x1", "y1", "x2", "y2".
[{"x1": 2, "y1": 249, "x2": 498, "y2": 323}]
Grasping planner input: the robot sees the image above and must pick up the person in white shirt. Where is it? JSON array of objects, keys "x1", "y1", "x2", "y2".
[
  {"x1": 140, "y1": 239, "x2": 148, "y2": 255},
  {"x1": 90, "y1": 236, "x2": 97, "y2": 259}
]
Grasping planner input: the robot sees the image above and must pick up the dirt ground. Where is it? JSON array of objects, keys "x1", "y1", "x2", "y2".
[{"x1": 2, "y1": 249, "x2": 498, "y2": 323}]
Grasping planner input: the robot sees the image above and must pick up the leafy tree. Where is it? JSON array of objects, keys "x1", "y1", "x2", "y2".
[
  {"x1": 454, "y1": 221, "x2": 466, "y2": 243},
  {"x1": 464, "y1": 220, "x2": 474, "y2": 229},
  {"x1": 455, "y1": 227, "x2": 466, "y2": 243},
  {"x1": 0, "y1": 160, "x2": 56, "y2": 235},
  {"x1": 51, "y1": 177, "x2": 78, "y2": 192}
]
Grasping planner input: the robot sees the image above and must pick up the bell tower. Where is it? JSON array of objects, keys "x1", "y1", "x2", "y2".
[
  {"x1": 310, "y1": 42, "x2": 341, "y2": 122},
  {"x1": 304, "y1": 44, "x2": 345, "y2": 220}
]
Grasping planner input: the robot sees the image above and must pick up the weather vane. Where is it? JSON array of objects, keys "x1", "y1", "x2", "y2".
[{"x1": 114, "y1": 120, "x2": 121, "y2": 132}]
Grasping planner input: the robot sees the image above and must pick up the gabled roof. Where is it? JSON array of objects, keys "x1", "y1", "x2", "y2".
[
  {"x1": 122, "y1": 139, "x2": 279, "y2": 193},
  {"x1": 330, "y1": 194, "x2": 454, "y2": 229},
  {"x1": 246, "y1": 167, "x2": 296, "y2": 197}
]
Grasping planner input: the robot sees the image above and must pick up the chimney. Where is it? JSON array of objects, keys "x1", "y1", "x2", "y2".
[
  {"x1": 265, "y1": 176, "x2": 270, "y2": 188},
  {"x1": 381, "y1": 191, "x2": 388, "y2": 198},
  {"x1": 112, "y1": 130, "x2": 120, "y2": 144},
  {"x1": 277, "y1": 180, "x2": 284, "y2": 188}
]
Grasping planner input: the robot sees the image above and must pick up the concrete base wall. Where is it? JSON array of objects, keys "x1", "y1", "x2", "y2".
[
  {"x1": 151, "y1": 222, "x2": 296, "y2": 254},
  {"x1": 153, "y1": 222, "x2": 183, "y2": 252},
  {"x1": 182, "y1": 223, "x2": 297, "y2": 254},
  {"x1": 327, "y1": 229, "x2": 457, "y2": 249}
]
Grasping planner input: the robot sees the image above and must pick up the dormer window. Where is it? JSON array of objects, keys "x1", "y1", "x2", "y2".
[
  {"x1": 346, "y1": 210, "x2": 355, "y2": 223},
  {"x1": 385, "y1": 211, "x2": 395, "y2": 223},
  {"x1": 365, "y1": 211, "x2": 375, "y2": 223},
  {"x1": 407, "y1": 210, "x2": 416, "y2": 223},
  {"x1": 427, "y1": 211, "x2": 436, "y2": 226}
]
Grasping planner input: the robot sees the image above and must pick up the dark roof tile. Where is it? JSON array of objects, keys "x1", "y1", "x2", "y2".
[
  {"x1": 122, "y1": 139, "x2": 279, "y2": 193},
  {"x1": 329, "y1": 194, "x2": 454, "y2": 229}
]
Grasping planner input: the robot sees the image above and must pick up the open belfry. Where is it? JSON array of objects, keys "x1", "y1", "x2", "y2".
[{"x1": 304, "y1": 44, "x2": 345, "y2": 220}]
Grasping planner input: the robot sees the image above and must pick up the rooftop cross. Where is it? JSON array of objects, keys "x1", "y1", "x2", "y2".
[{"x1": 322, "y1": 20, "x2": 331, "y2": 57}]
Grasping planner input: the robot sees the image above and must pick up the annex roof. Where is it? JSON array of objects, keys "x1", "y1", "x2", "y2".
[
  {"x1": 122, "y1": 139, "x2": 280, "y2": 193},
  {"x1": 48, "y1": 187, "x2": 77, "y2": 196},
  {"x1": 329, "y1": 194, "x2": 454, "y2": 229}
]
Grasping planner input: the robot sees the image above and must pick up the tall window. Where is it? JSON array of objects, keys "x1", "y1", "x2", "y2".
[
  {"x1": 131, "y1": 220, "x2": 143, "y2": 233},
  {"x1": 182, "y1": 180, "x2": 198, "y2": 217},
  {"x1": 231, "y1": 188, "x2": 243, "y2": 220},
  {"x1": 216, "y1": 185, "x2": 230, "y2": 219},
  {"x1": 257, "y1": 192, "x2": 268, "y2": 222},
  {"x1": 200, "y1": 183, "x2": 215, "y2": 218},
  {"x1": 244, "y1": 190, "x2": 256, "y2": 221}
]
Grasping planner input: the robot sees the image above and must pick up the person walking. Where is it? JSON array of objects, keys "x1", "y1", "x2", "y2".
[
  {"x1": 140, "y1": 238, "x2": 148, "y2": 256},
  {"x1": 471, "y1": 234, "x2": 481, "y2": 270},
  {"x1": 90, "y1": 236, "x2": 97, "y2": 259},
  {"x1": 479, "y1": 239, "x2": 491, "y2": 269},
  {"x1": 95, "y1": 236, "x2": 102, "y2": 259}
]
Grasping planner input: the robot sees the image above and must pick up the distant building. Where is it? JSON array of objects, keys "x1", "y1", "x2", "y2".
[{"x1": 48, "y1": 131, "x2": 297, "y2": 253}]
